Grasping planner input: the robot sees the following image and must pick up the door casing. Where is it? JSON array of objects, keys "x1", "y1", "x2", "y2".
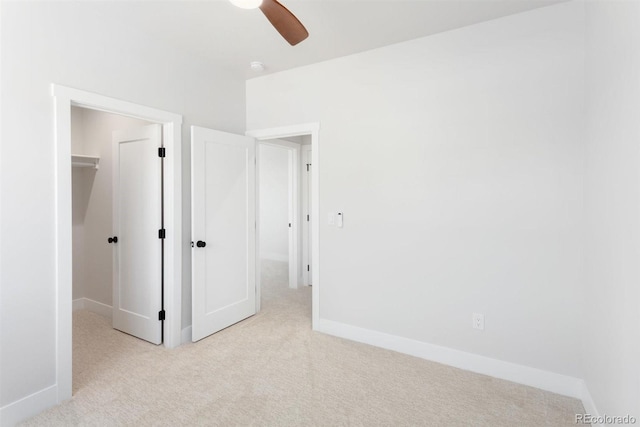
[
  {"x1": 301, "y1": 145, "x2": 312, "y2": 286},
  {"x1": 52, "y1": 84, "x2": 183, "y2": 403}
]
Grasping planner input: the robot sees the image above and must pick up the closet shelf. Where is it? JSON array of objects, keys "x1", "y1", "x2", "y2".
[{"x1": 72, "y1": 154, "x2": 100, "y2": 170}]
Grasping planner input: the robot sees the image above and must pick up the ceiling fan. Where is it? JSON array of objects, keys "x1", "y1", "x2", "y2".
[{"x1": 229, "y1": 0, "x2": 309, "y2": 46}]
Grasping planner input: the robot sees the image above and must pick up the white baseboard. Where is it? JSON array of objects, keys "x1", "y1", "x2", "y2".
[
  {"x1": 261, "y1": 252, "x2": 288, "y2": 262},
  {"x1": 181, "y1": 326, "x2": 192, "y2": 344},
  {"x1": 72, "y1": 298, "x2": 112, "y2": 320},
  {"x1": 315, "y1": 318, "x2": 585, "y2": 399},
  {"x1": 0, "y1": 384, "x2": 57, "y2": 427}
]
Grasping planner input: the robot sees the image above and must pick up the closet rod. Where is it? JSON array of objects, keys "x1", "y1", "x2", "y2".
[{"x1": 71, "y1": 154, "x2": 100, "y2": 170}]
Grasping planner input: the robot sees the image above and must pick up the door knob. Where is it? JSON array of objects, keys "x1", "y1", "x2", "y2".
[
  {"x1": 196, "y1": 240, "x2": 206, "y2": 248},
  {"x1": 108, "y1": 236, "x2": 118, "y2": 244}
]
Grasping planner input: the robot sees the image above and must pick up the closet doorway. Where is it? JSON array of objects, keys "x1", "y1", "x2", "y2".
[
  {"x1": 53, "y1": 85, "x2": 183, "y2": 403},
  {"x1": 71, "y1": 106, "x2": 164, "y2": 345}
]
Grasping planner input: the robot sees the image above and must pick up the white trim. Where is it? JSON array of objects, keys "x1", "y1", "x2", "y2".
[
  {"x1": 181, "y1": 326, "x2": 193, "y2": 344},
  {"x1": 53, "y1": 91, "x2": 73, "y2": 404},
  {"x1": 52, "y1": 85, "x2": 183, "y2": 125},
  {"x1": 0, "y1": 385, "x2": 58, "y2": 427},
  {"x1": 161, "y1": 119, "x2": 182, "y2": 350},
  {"x1": 248, "y1": 123, "x2": 320, "y2": 141},
  {"x1": 72, "y1": 298, "x2": 112, "y2": 320},
  {"x1": 255, "y1": 143, "x2": 262, "y2": 313},
  {"x1": 260, "y1": 138, "x2": 301, "y2": 151},
  {"x1": 316, "y1": 318, "x2": 586, "y2": 399},
  {"x1": 52, "y1": 84, "x2": 183, "y2": 407},
  {"x1": 301, "y1": 146, "x2": 312, "y2": 287},
  {"x1": 246, "y1": 123, "x2": 320, "y2": 329}
]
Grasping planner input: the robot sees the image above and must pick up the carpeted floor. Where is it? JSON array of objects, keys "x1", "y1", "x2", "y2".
[{"x1": 21, "y1": 260, "x2": 584, "y2": 426}]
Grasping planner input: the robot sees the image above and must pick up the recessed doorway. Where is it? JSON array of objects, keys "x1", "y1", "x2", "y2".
[
  {"x1": 246, "y1": 123, "x2": 320, "y2": 328},
  {"x1": 53, "y1": 85, "x2": 183, "y2": 403},
  {"x1": 71, "y1": 106, "x2": 163, "y2": 344},
  {"x1": 259, "y1": 139, "x2": 300, "y2": 291}
]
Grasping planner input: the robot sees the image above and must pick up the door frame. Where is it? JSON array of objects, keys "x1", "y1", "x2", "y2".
[
  {"x1": 301, "y1": 145, "x2": 312, "y2": 286},
  {"x1": 52, "y1": 84, "x2": 183, "y2": 403},
  {"x1": 258, "y1": 139, "x2": 300, "y2": 289},
  {"x1": 246, "y1": 123, "x2": 320, "y2": 329}
]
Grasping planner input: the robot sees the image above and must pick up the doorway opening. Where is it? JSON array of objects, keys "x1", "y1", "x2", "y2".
[
  {"x1": 71, "y1": 107, "x2": 154, "y2": 316},
  {"x1": 258, "y1": 139, "x2": 300, "y2": 293},
  {"x1": 71, "y1": 106, "x2": 165, "y2": 351},
  {"x1": 53, "y1": 85, "x2": 183, "y2": 403},
  {"x1": 246, "y1": 123, "x2": 320, "y2": 329}
]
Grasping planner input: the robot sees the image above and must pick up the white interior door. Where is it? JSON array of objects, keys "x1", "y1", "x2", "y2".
[
  {"x1": 191, "y1": 126, "x2": 256, "y2": 342},
  {"x1": 286, "y1": 149, "x2": 297, "y2": 289},
  {"x1": 112, "y1": 124, "x2": 163, "y2": 345}
]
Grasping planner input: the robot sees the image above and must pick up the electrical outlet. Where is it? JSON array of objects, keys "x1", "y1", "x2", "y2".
[{"x1": 473, "y1": 313, "x2": 484, "y2": 330}]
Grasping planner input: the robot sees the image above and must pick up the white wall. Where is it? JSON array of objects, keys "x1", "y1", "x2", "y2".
[
  {"x1": 583, "y1": 0, "x2": 640, "y2": 418},
  {"x1": 248, "y1": 1, "x2": 585, "y2": 380},
  {"x1": 0, "y1": 0, "x2": 245, "y2": 413},
  {"x1": 259, "y1": 144, "x2": 289, "y2": 262},
  {"x1": 71, "y1": 107, "x2": 153, "y2": 306}
]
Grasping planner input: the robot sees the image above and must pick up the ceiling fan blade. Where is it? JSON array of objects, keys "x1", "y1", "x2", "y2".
[{"x1": 259, "y1": 0, "x2": 309, "y2": 46}]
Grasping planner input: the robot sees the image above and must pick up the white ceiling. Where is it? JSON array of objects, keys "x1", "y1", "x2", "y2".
[{"x1": 105, "y1": 0, "x2": 566, "y2": 79}]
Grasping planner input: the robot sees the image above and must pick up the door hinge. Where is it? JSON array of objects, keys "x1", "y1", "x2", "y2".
[
  {"x1": 307, "y1": 265, "x2": 310, "y2": 272},
  {"x1": 159, "y1": 229, "x2": 166, "y2": 239},
  {"x1": 307, "y1": 214, "x2": 310, "y2": 222},
  {"x1": 306, "y1": 163, "x2": 310, "y2": 172},
  {"x1": 158, "y1": 147, "x2": 166, "y2": 158},
  {"x1": 158, "y1": 310, "x2": 166, "y2": 321}
]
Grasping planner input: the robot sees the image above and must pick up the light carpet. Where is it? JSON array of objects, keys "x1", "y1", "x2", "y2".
[{"x1": 21, "y1": 260, "x2": 584, "y2": 426}]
